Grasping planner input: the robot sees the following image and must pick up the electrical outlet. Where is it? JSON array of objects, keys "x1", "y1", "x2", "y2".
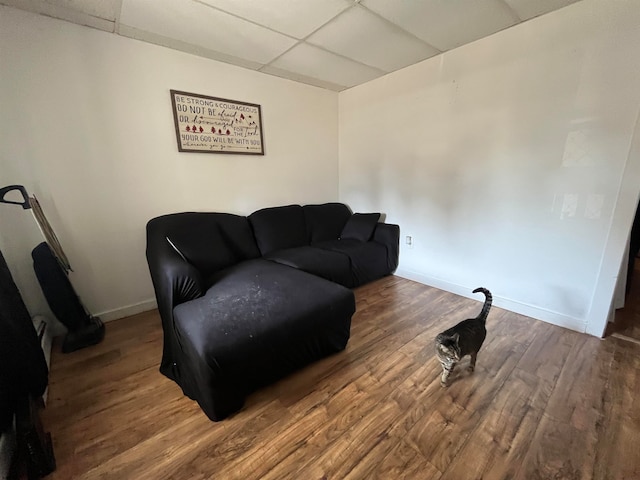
[{"x1": 405, "y1": 235, "x2": 413, "y2": 249}]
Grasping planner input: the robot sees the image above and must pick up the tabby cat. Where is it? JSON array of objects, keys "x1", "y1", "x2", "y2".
[{"x1": 435, "y1": 287, "x2": 492, "y2": 387}]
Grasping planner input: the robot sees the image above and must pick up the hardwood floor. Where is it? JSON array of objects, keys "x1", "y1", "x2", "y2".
[
  {"x1": 42, "y1": 276, "x2": 640, "y2": 479},
  {"x1": 609, "y1": 257, "x2": 640, "y2": 342}
]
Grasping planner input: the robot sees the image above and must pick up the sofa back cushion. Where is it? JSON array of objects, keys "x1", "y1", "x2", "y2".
[
  {"x1": 249, "y1": 205, "x2": 307, "y2": 255},
  {"x1": 340, "y1": 212, "x2": 381, "y2": 242},
  {"x1": 303, "y1": 203, "x2": 352, "y2": 243},
  {"x1": 149, "y1": 212, "x2": 260, "y2": 277}
]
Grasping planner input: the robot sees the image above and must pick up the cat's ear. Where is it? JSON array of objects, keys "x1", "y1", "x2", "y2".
[{"x1": 451, "y1": 333, "x2": 460, "y2": 344}]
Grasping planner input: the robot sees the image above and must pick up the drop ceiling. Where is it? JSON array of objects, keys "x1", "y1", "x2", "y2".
[{"x1": 1, "y1": 0, "x2": 582, "y2": 91}]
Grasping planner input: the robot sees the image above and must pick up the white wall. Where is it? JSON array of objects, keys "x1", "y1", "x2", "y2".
[
  {"x1": 0, "y1": 6, "x2": 339, "y2": 321},
  {"x1": 3, "y1": 2, "x2": 639, "y2": 338},
  {"x1": 339, "y1": 0, "x2": 640, "y2": 335}
]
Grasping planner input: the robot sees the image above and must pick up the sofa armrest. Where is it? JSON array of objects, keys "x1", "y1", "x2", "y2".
[
  {"x1": 146, "y1": 233, "x2": 204, "y2": 383},
  {"x1": 147, "y1": 236, "x2": 205, "y2": 309},
  {"x1": 372, "y1": 223, "x2": 400, "y2": 273},
  {"x1": 158, "y1": 254, "x2": 204, "y2": 309}
]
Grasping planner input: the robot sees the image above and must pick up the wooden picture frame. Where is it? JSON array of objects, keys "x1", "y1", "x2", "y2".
[{"x1": 170, "y1": 89, "x2": 264, "y2": 155}]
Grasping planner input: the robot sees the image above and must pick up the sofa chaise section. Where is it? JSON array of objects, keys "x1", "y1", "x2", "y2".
[
  {"x1": 172, "y1": 258, "x2": 354, "y2": 420},
  {"x1": 146, "y1": 212, "x2": 261, "y2": 389}
]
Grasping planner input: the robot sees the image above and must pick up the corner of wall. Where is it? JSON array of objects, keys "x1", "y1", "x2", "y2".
[{"x1": 586, "y1": 105, "x2": 640, "y2": 337}]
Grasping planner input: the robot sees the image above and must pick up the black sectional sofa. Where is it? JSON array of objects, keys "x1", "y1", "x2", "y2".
[{"x1": 146, "y1": 202, "x2": 399, "y2": 420}]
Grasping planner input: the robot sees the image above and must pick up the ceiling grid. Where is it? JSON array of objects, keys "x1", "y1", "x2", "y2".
[{"x1": 0, "y1": 0, "x2": 583, "y2": 91}]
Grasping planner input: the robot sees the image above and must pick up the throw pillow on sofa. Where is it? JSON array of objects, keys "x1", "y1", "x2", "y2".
[{"x1": 340, "y1": 213, "x2": 380, "y2": 242}]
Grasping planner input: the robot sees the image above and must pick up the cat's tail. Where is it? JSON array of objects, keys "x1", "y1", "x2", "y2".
[{"x1": 473, "y1": 287, "x2": 492, "y2": 323}]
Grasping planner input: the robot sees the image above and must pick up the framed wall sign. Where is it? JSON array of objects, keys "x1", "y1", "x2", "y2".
[{"x1": 170, "y1": 90, "x2": 264, "y2": 155}]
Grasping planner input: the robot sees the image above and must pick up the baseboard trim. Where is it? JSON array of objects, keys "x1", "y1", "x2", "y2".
[
  {"x1": 94, "y1": 298, "x2": 158, "y2": 322},
  {"x1": 395, "y1": 268, "x2": 588, "y2": 334}
]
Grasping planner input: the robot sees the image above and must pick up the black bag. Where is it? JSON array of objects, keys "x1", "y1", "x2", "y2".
[{"x1": 31, "y1": 242, "x2": 104, "y2": 353}]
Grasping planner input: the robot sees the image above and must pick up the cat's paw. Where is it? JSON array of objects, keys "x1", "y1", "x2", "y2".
[{"x1": 440, "y1": 379, "x2": 448, "y2": 387}]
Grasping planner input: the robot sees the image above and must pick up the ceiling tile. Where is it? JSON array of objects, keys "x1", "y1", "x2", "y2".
[
  {"x1": 42, "y1": 0, "x2": 119, "y2": 20},
  {"x1": 120, "y1": 0, "x2": 297, "y2": 65},
  {"x1": 0, "y1": 0, "x2": 117, "y2": 30},
  {"x1": 259, "y1": 65, "x2": 346, "y2": 91},
  {"x1": 307, "y1": 6, "x2": 439, "y2": 72},
  {"x1": 197, "y1": 0, "x2": 352, "y2": 39},
  {"x1": 118, "y1": 24, "x2": 265, "y2": 70},
  {"x1": 502, "y1": 0, "x2": 582, "y2": 21},
  {"x1": 361, "y1": 0, "x2": 519, "y2": 51},
  {"x1": 268, "y1": 43, "x2": 384, "y2": 89}
]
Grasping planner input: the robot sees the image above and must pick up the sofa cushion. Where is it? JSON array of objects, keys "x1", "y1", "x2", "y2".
[
  {"x1": 249, "y1": 205, "x2": 307, "y2": 255},
  {"x1": 149, "y1": 212, "x2": 260, "y2": 277},
  {"x1": 264, "y1": 246, "x2": 354, "y2": 287},
  {"x1": 315, "y1": 239, "x2": 389, "y2": 286},
  {"x1": 303, "y1": 203, "x2": 352, "y2": 243},
  {"x1": 340, "y1": 213, "x2": 380, "y2": 242},
  {"x1": 172, "y1": 259, "x2": 354, "y2": 409}
]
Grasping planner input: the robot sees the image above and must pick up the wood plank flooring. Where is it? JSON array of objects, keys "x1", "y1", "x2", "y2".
[
  {"x1": 41, "y1": 276, "x2": 640, "y2": 479},
  {"x1": 609, "y1": 258, "x2": 640, "y2": 342}
]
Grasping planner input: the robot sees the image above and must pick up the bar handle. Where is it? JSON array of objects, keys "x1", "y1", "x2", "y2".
[{"x1": 0, "y1": 185, "x2": 31, "y2": 209}]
